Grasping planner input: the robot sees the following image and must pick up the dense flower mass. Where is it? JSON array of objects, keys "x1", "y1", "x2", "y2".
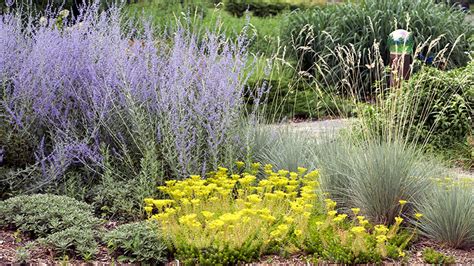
[
  {"x1": 145, "y1": 164, "x2": 319, "y2": 262},
  {"x1": 0, "y1": 4, "x2": 261, "y2": 187},
  {"x1": 145, "y1": 163, "x2": 413, "y2": 264}
]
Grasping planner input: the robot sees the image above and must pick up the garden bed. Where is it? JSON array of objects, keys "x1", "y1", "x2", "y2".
[
  {"x1": 1, "y1": 1, "x2": 473, "y2": 265},
  {"x1": 1, "y1": 228, "x2": 473, "y2": 265},
  {"x1": 0, "y1": 229, "x2": 112, "y2": 264}
]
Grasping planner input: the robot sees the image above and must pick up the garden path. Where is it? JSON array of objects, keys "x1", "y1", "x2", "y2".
[
  {"x1": 277, "y1": 118, "x2": 355, "y2": 137},
  {"x1": 277, "y1": 118, "x2": 474, "y2": 179}
]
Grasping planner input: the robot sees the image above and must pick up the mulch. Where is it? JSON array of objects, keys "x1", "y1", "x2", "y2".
[{"x1": 1, "y1": 228, "x2": 473, "y2": 265}]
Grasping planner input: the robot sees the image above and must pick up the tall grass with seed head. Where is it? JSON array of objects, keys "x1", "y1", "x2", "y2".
[
  {"x1": 289, "y1": 13, "x2": 473, "y2": 151},
  {"x1": 284, "y1": 0, "x2": 473, "y2": 96},
  {"x1": 307, "y1": 35, "x2": 470, "y2": 224},
  {"x1": 262, "y1": 2, "x2": 473, "y2": 226}
]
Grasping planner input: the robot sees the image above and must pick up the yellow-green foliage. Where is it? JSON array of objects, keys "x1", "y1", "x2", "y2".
[
  {"x1": 145, "y1": 164, "x2": 318, "y2": 264},
  {"x1": 307, "y1": 199, "x2": 414, "y2": 263},
  {"x1": 422, "y1": 247, "x2": 455, "y2": 264},
  {"x1": 144, "y1": 163, "x2": 413, "y2": 264}
]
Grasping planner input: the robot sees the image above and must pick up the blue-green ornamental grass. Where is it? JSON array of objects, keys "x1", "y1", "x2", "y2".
[
  {"x1": 314, "y1": 139, "x2": 444, "y2": 224},
  {"x1": 414, "y1": 178, "x2": 474, "y2": 249}
]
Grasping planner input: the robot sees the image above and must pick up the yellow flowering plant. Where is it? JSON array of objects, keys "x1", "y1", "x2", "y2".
[
  {"x1": 145, "y1": 164, "x2": 414, "y2": 264},
  {"x1": 304, "y1": 200, "x2": 414, "y2": 263},
  {"x1": 145, "y1": 164, "x2": 321, "y2": 264}
]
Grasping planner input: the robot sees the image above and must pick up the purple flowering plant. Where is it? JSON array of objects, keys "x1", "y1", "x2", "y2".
[{"x1": 0, "y1": 3, "x2": 265, "y2": 190}]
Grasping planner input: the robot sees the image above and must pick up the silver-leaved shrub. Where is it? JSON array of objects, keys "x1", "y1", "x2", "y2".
[{"x1": 0, "y1": 4, "x2": 263, "y2": 194}]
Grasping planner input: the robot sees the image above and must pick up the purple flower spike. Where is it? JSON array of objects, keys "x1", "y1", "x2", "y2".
[{"x1": 0, "y1": 2, "x2": 265, "y2": 186}]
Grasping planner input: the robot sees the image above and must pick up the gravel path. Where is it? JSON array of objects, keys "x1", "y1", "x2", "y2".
[
  {"x1": 275, "y1": 118, "x2": 474, "y2": 178},
  {"x1": 275, "y1": 118, "x2": 355, "y2": 137}
]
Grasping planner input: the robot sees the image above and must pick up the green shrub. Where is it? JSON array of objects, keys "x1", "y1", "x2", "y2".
[
  {"x1": 279, "y1": 90, "x2": 356, "y2": 119},
  {"x1": 422, "y1": 247, "x2": 456, "y2": 264},
  {"x1": 436, "y1": 139, "x2": 474, "y2": 169},
  {"x1": 0, "y1": 194, "x2": 100, "y2": 237},
  {"x1": 260, "y1": 80, "x2": 356, "y2": 120},
  {"x1": 284, "y1": 0, "x2": 473, "y2": 95},
  {"x1": 92, "y1": 147, "x2": 158, "y2": 221},
  {"x1": 415, "y1": 178, "x2": 474, "y2": 249},
  {"x1": 93, "y1": 176, "x2": 148, "y2": 221},
  {"x1": 247, "y1": 55, "x2": 357, "y2": 121},
  {"x1": 103, "y1": 221, "x2": 167, "y2": 263},
  {"x1": 0, "y1": 120, "x2": 38, "y2": 168},
  {"x1": 224, "y1": 0, "x2": 303, "y2": 17},
  {"x1": 40, "y1": 226, "x2": 99, "y2": 261},
  {"x1": 388, "y1": 63, "x2": 473, "y2": 149}
]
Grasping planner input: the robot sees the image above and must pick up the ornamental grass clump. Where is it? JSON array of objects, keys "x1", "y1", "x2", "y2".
[
  {"x1": 414, "y1": 177, "x2": 474, "y2": 249},
  {"x1": 145, "y1": 164, "x2": 320, "y2": 264},
  {"x1": 248, "y1": 126, "x2": 319, "y2": 172},
  {"x1": 0, "y1": 3, "x2": 264, "y2": 197},
  {"x1": 315, "y1": 140, "x2": 441, "y2": 225}
]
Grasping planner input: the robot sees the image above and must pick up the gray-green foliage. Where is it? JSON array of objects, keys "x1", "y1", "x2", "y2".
[
  {"x1": 93, "y1": 146, "x2": 159, "y2": 221},
  {"x1": 315, "y1": 140, "x2": 443, "y2": 224},
  {"x1": 388, "y1": 62, "x2": 473, "y2": 148},
  {"x1": 0, "y1": 194, "x2": 102, "y2": 260},
  {"x1": 0, "y1": 194, "x2": 100, "y2": 237},
  {"x1": 415, "y1": 178, "x2": 474, "y2": 249},
  {"x1": 41, "y1": 226, "x2": 100, "y2": 261},
  {"x1": 0, "y1": 121, "x2": 37, "y2": 168},
  {"x1": 247, "y1": 126, "x2": 447, "y2": 225},
  {"x1": 103, "y1": 220, "x2": 168, "y2": 263},
  {"x1": 284, "y1": 0, "x2": 473, "y2": 95},
  {"x1": 247, "y1": 125, "x2": 318, "y2": 172}
]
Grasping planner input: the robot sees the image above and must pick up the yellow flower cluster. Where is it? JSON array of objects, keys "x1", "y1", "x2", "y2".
[
  {"x1": 145, "y1": 164, "x2": 321, "y2": 251},
  {"x1": 310, "y1": 198, "x2": 411, "y2": 258}
]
